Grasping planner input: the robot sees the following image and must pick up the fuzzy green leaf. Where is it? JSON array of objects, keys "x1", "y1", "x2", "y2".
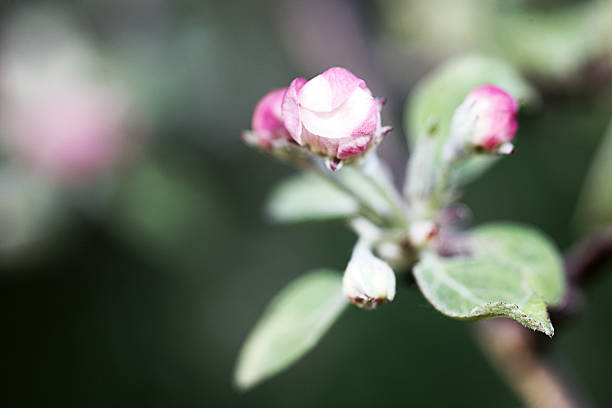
[
  {"x1": 406, "y1": 54, "x2": 536, "y2": 184},
  {"x1": 414, "y1": 223, "x2": 565, "y2": 336},
  {"x1": 266, "y1": 169, "x2": 390, "y2": 223},
  {"x1": 234, "y1": 269, "x2": 347, "y2": 390}
]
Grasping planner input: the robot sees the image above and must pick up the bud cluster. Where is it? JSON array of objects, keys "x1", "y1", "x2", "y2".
[
  {"x1": 244, "y1": 67, "x2": 390, "y2": 169},
  {"x1": 243, "y1": 72, "x2": 521, "y2": 308}
]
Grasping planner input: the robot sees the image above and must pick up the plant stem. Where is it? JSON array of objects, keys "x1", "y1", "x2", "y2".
[
  {"x1": 355, "y1": 159, "x2": 408, "y2": 228},
  {"x1": 476, "y1": 319, "x2": 582, "y2": 408},
  {"x1": 474, "y1": 229, "x2": 612, "y2": 408},
  {"x1": 429, "y1": 152, "x2": 465, "y2": 213},
  {"x1": 550, "y1": 227, "x2": 612, "y2": 326},
  {"x1": 303, "y1": 159, "x2": 389, "y2": 227}
]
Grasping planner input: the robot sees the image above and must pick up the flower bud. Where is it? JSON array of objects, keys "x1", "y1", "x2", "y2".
[
  {"x1": 342, "y1": 243, "x2": 396, "y2": 309},
  {"x1": 2, "y1": 83, "x2": 135, "y2": 184},
  {"x1": 243, "y1": 88, "x2": 292, "y2": 149},
  {"x1": 448, "y1": 85, "x2": 518, "y2": 156},
  {"x1": 409, "y1": 219, "x2": 438, "y2": 248},
  {"x1": 281, "y1": 67, "x2": 389, "y2": 165}
]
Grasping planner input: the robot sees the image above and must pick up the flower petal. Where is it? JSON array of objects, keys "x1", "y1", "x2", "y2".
[
  {"x1": 301, "y1": 86, "x2": 375, "y2": 140},
  {"x1": 281, "y1": 78, "x2": 307, "y2": 144},
  {"x1": 252, "y1": 88, "x2": 287, "y2": 134},
  {"x1": 299, "y1": 67, "x2": 367, "y2": 113}
]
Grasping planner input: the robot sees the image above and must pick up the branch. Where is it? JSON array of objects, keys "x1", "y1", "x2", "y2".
[
  {"x1": 476, "y1": 319, "x2": 583, "y2": 408},
  {"x1": 475, "y1": 228, "x2": 612, "y2": 408},
  {"x1": 550, "y1": 227, "x2": 612, "y2": 325}
]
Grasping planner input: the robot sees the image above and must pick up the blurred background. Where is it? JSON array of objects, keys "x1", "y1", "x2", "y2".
[{"x1": 1, "y1": 0, "x2": 612, "y2": 406}]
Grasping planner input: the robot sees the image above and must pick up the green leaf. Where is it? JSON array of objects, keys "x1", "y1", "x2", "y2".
[
  {"x1": 234, "y1": 269, "x2": 347, "y2": 390},
  {"x1": 266, "y1": 169, "x2": 390, "y2": 223},
  {"x1": 575, "y1": 119, "x2": 612, "y2": 228},
  {"x1": 406, "y1": 54, "x2": 536, "y2": 184},
  {"x1": 266, "y1": 173, "x2": 357, "y2": 222},
  {"x1": 413, "y1": 223, "x2": 565, "y2": 336},
  {"x1": 487, "y1": 1, "x2": 612, "y2": 80}
]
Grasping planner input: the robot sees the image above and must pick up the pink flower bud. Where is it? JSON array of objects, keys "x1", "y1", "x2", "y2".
[
  {"x1": 281, "y1": 67, "x2": 388, "y2": 161},
  {"x1": 243, "y1": 88, "x2": 292, "y2": 149},
  {"x1": 450, "y1": 85, "x2": 519, "y2": 155},
  {"x1": 3, "y1": 84, "x2": 134, "y2": 184}
]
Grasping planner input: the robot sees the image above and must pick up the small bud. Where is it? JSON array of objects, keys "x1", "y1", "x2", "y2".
[
  {"x1": 447, "y1": 85, "x2": 519, "y2": 158},
  {"x1": 281, "y1": 67, "x2": 389, "y2": 164},
  {"x1": 342, "y1": 243, "x2": 396, "y2": 309},
  {"x1": 243, "y1": 88, "x2": 292, "y2": 150},
  {"x1": 409, "y1": 220, "x2": 438, "y2": 248}
]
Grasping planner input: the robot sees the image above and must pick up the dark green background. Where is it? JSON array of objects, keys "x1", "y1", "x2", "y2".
[{"x1": 1, "y1": 1, "x2": 611, "y2": 406}]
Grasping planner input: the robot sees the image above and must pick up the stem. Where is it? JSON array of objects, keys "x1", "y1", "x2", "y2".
[
  {"x1": 476, "y1": 319, "x2": 582, "y2": 408},
  {"x1": 355, "y1": 159, "x2": 408, "y2": 227},
  {"x1": 430, "y1": 152, "x2": 466, "y2": 212},
  {"x1": 302, "y1": 159, "x2": 390, "y2": 227},
  {"x1": 550, "y1": 227, "x2": 612, "y2": 325},
  {"x1": 474, "y1": 229, "x2": 612, "y2": 408}
]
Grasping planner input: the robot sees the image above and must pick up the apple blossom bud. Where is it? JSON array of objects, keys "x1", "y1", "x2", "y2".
[
  {"x1": 342, "y1": 243, "x2": 396, "y2": 309},
  {"x1": 447, "y1": 85, "x2": 519, "y2": 158},
  {"x1": 409, "y1": 220, "x2": 438, "y2": 248},
  {"x1": 243, "y1": 88, "x2": 292, "y2": 149},
  {"x1": 281, "y1": 67, "x2": 388, "y2": 165},
  {"x1": 2, "y1": 83, "x2": 135, "y2": 184}
]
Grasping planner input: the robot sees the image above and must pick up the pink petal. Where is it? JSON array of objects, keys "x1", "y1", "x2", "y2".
[
  {"x1": 300, "y1": 67, "x2": 368, "y2": 113},
  {"x1": 466, "y1": 85, "x2": 519, "y2": 148},
  {"x1": 281, "y1": 77, "x2": 307, "y2": 144},
  {"x1": 337, "y1": 135, "x2": 372, "y2": 159},
  {"x1": 301, "y1": 86, "x2": 375, "y2": 140},
  {"x1": 350, "y1": 101, "x2": 379, "y2": 137},
  {"x1": 323, "y1": 67, "x2": 368, "y2": 110},
  {"x1": 251, "y1": 88, "x2": 287, "y2": 134}
]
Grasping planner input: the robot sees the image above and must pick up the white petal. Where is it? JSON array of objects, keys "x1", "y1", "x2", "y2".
[
  {"x1": 298, "y1": 75, "x2": 333, "y2": 112},
  {"x1": 301, "y1": 87, "x2": 374, "y2": 140}
]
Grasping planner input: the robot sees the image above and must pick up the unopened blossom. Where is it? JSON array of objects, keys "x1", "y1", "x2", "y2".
[
  {"x1": 2, "y1": 83, "x2": 133, "y2": 184},
  {"x1": 281, "y1": 67, "x2": 389, "y2": 165},
  {"x1": 342, "y1": 243, "x2": 396, "y2": 309},
  {"x1": 409, "y1": 219, "x2": 438, "y2": 248},
  {"x1": 243, "y1": 88, "x2": 292, "y2": 149},
  {"x1": 448, "y1": 85, "x2": 518, "y2": 156}
]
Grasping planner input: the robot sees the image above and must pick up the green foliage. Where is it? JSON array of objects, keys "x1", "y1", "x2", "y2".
[
  {"x1": 234, "y1": 270, "x2": 347, "y2": 390},
  {"x1": 487, "y1": 0, "x2": 612, "y2": 79},
  {"x1": 576, "y1": 119, "x2": 612, "y2": 228},
  {"x1": 406, "y1": 54, "x2": 536, "y2": 183},
  {"x1": 413, "y1": 223, "x2": 565, "y2": 336},
  {"x1": 266, "y1": 173, "x2": 358, "y2": 222},
  {"x1": 266, "y1": 169, "x2": 390, "y2": 223}
]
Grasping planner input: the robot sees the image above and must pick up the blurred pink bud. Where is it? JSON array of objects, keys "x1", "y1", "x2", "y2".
[
  {"x1": 450, "y1": 85, "x2": 519, "y2": 154},
  {"x1": 5, "y1": 84, "x2": 134, "y2": 184},
  {"x1": 243, "y1": 88, "x2": 292, "y2": 149},
  {"x1": 281, "y1": 67, "x2": 387, "y2": 162}
]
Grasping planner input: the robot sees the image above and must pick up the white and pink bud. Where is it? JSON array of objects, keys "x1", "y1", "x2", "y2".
[
  {"x1": 281, "y1": 67, "x2": 389, "y2": 166},
  {"x1": 342, "y1": 242, "x2": 396, "y2": 309},
  {"x1": 448, "y1": 85, "x2": 519, "y2": 157},
  {"x1": 243, "y1": 88, "x2": 292, "y2": 149},
  {"x1": 409, "y1": 219, "x2": 438, "y2": 249}
]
